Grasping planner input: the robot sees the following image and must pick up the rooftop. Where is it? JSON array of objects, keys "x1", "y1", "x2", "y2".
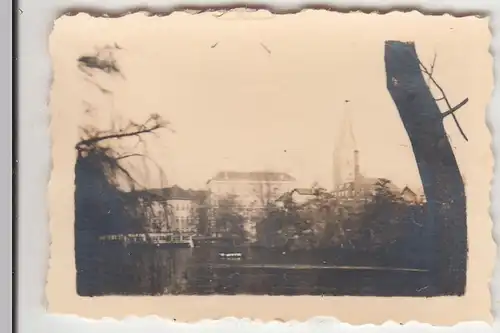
[
  {"x1": 209, "y1": 171, "x2": 296, "y2": 182},
  {"x1": 335, "y1": 175, "x2": 401, "y2": 194},
  {"x1": 127, "y1": 185, "x2": 206, "y2": 201},
  {"x1": 291, "y1": 188, "x2": 316, "y2": 196}
]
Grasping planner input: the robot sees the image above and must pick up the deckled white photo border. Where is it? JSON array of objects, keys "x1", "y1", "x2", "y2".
[{"x1": 17, "y1": 0, "x2": 500, "y2": 332}]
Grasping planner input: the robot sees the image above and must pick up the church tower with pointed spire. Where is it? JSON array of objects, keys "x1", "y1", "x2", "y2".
[{"x1": 332, "y1": 100, "x2": 359, "y2": 190}]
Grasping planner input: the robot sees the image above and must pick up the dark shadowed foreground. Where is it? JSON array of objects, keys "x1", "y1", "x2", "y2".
[{"x1": 88, "y1": 244, "x2": 435, "y2": 296}]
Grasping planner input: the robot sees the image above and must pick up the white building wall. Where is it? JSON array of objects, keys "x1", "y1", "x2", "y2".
[
  {"x1": 207, "y1": 179, "x2": 295, "y2": 239},
  {"x1": 167, "y1": 199, "x2": 198, "y2": 233}
]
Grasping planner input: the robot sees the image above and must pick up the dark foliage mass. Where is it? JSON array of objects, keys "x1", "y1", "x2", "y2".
[
  {"x1": 74, "y1": 45, "x2": 171, "y2": 295},
  {"x1": 214, "y1": 194, "x2": 247, "y2": 239},
  {"x1": 256, "y1": 182, "x2": 427, "y2": 257}
]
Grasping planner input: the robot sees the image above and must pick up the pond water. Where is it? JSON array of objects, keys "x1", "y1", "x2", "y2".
[{"x1": 80, "y1": 242, "x2": 435, "y2": 297}]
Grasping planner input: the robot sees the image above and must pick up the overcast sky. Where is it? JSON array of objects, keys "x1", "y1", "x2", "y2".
[{"x1": 50, "y1": 11, "x2": 491, "y2": 191}]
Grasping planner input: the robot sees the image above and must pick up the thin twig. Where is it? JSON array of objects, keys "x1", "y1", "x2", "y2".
[
  {"x1": 418, "y1": 59, "x2": 469, "y2": 141},
  {"x1": 441, "y1": 98, "x2": 469, "y2": 118},
  {"x1": 84, "y1": 77, "x2": 112, "y2": 94},
  {"x1": 116, "y1": 153, "x2": 144, "y2": 160},
  {"x1": 428, "y1": 53, "x2": 437, "y2": 84}
]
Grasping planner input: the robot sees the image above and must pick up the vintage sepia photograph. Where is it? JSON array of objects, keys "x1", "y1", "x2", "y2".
[{"x1": 47, "y1": 10, "x2": 494, "y2": 322}]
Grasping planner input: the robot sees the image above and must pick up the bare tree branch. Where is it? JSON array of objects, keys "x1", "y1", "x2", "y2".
[
  {"x1": 84, "y1": 77, "x2": 112, "y2": 94},
  {"x1": 441, "y1": 98, "x2": 469, "y2": 119},
  {"x1": 76, "y1": 123, "x2": 162, "y2": 149},
  {"x1": 428, "y1": 53, "x2": 437, "y2": 82},
  {"x1": 418, "y1": 58, "x2": 469, "y2": 141},
  {"x1": 116, "y1": 153, "x2": 144, "y2": 160}
]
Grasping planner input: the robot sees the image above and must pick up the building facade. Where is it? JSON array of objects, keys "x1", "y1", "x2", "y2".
[
  {"x1": 167, "y1": 186, "x2": 201, "y2": 234},
  {"x1": 206, "y1": 171, "x2": 296, "y2": 241},
  {"x1": 133, "y1": 186, "x2": 204, "y2": 235}
]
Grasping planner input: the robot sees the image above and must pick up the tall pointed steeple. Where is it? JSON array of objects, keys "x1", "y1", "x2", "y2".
[{"x1": 333, "y1": 100, "x2": 357, "y2": 189}]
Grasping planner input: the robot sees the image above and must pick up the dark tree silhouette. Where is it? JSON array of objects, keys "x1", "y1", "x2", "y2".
[
  {"x1": 256, "y1": 196, "x2": 300, "y2": 248},
  {"x1": 257, "y1": 190, "x2": 345, "y2": 250},
  {"x1": 194, "y1": 191, "x2": 210, "y2": 236},
  {"x1": 214, "y1": 194, "x2": 247, "y2": 240},
  {"x1": 385, "y1": 41, "x2": 468, "y2": 295},
  {"x1": 74, "y1": 44, "x2": 171, "y2": 295}
]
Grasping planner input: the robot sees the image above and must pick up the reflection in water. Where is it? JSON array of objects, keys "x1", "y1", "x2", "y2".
[{"x1": 94, "y1": 242, "x2": 434, "y2": 296}]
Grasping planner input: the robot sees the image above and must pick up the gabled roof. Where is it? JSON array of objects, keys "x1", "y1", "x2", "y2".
[
  {"x1": 210, "y1": 171, "x2": 296, "y2": 182},
  {"x1": 276, "y1": 192, "x2": 291, "y2": 202},
  {"x1": 401, "y1": 186, "x2": 417, "y2": 195},
  {"x1": 291, "y1": 188, "x2": 316, "y2": 196},
  {"x1": 276, "y1": 188, "x2": 324, "y2": 203}
]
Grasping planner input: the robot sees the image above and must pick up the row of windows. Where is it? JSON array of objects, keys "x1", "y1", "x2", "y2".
[
  {"x1": 337, "y1": 190, "x2": 354, "y2": 197},
  {"x1": 336, "y1": 189, "x2": 376, "y2": 198},
  {"x1": 173, "y1": 203, "x2": 194, "y2": 211},
  {"x1": 175, "y1": 216, "x2": 196, "y2": 224},
  {"x1": 147, "y1": 216, "x2": 197, "y2": 225},
  {"x1": 210, "y1": 196, "x2": 279, "y2": 206},
  {"x1": 211, "y1": 185, "x2": 285, "y2": 194}
]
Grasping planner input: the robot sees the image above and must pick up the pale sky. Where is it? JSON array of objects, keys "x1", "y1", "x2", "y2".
[{"x1": 49, "y1": 11, "x2": 492, "y2": 191}]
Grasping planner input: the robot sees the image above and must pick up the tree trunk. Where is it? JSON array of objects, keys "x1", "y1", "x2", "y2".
[{"x1": 384, "y1": 41, "x2": 467, "y2": 295}]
